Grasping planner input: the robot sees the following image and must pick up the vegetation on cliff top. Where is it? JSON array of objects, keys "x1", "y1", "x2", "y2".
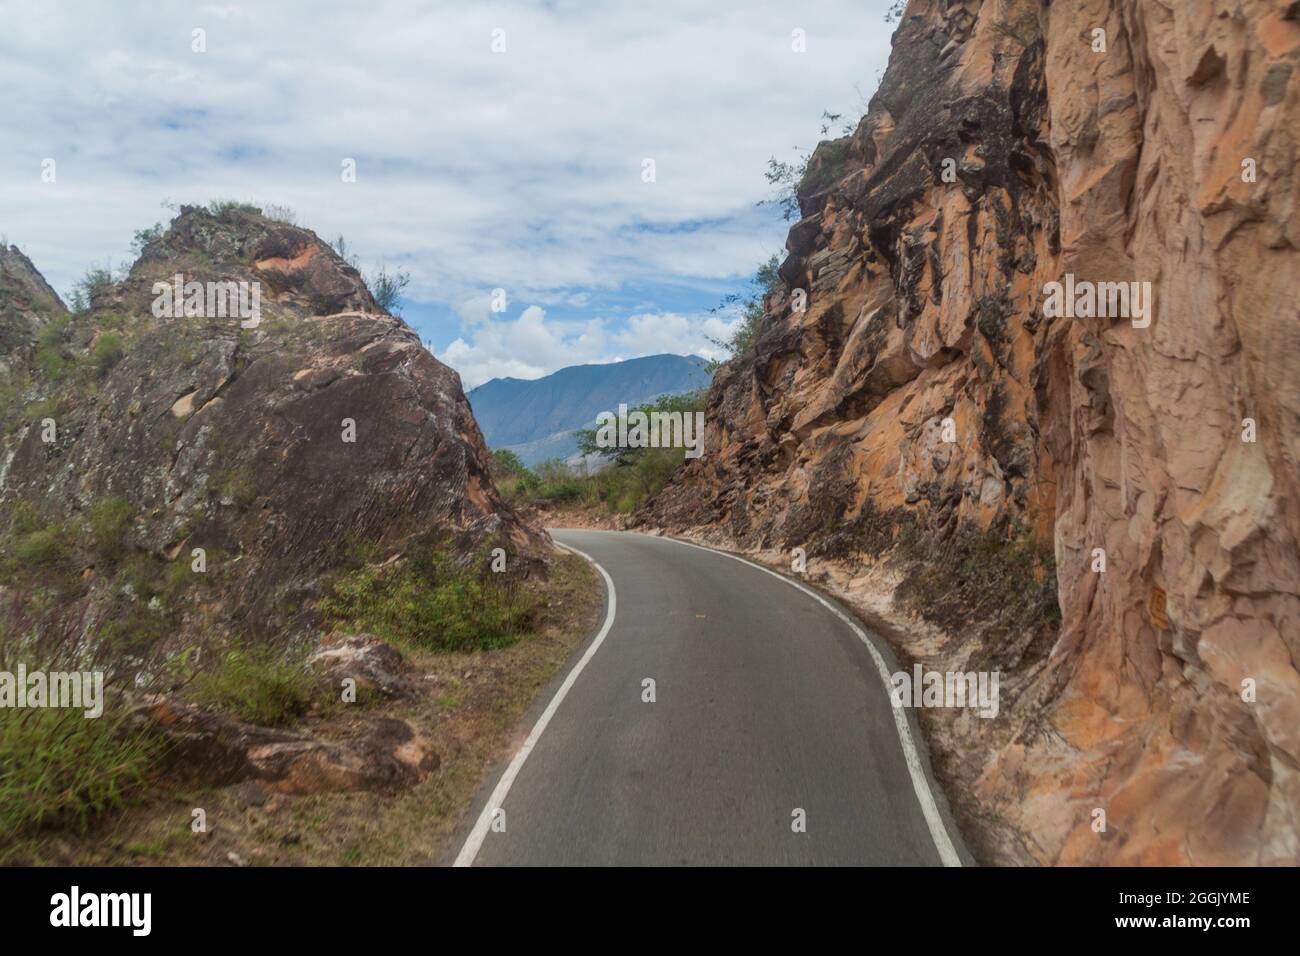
[{"x1": 491, "y1": 390, "x2": 707, "y2": 516}]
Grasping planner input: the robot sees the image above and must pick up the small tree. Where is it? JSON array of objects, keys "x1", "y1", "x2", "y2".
[
  {"x1": 330, "y1": 235, "x2": 360, "y2": 270},
  {"x1": 706, "y1": 254, "x2": 783, "y2": 362},
  {"x1": 761, "y1": 153, "x2": 809, "y2": 222},
  {"x1": 761, "y1": 111, "x2": 858, "y2": 221},
  {"x1": 490, "y1": 448, "x2": 527, "y2": 478},
  {"x1": 130, "y1": 223, "x2": 164, "y2": 257},
  {"x1": 67, "y1": 266, "x2": 117, "y2": 313},
  {"x1": 575, "y1": 391, "x2": 707, "y2": 468},
  {"x1": 367, "y1": 265, "x2": 411, "y2": 314},
  {"x1": 262, "y1": 203, "x2": 297, "y2": 225}
]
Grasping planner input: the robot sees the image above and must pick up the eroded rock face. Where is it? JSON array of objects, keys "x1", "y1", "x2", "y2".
[
  {"x1": 638, "y1": 0, "x2": 1298, "y2": 864},
  {"x1": 0, "y1": 205, "x2": 545, "y2": 642},
  {"x1": 0, "y1": 244, "x2": 65, "y2": 369}
]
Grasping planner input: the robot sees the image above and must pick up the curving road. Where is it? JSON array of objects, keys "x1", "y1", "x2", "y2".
[{"x1": 454, "y1": 529, "x2": 970, "y2": 866}]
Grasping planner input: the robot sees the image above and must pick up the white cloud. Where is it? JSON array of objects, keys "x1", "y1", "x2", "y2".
[
  {"x1": 443, "y1": 304, "x2": 740, "y2": 389},
  {"x1": 0, "y1": 0, "x2": 895, "y2": 376}
]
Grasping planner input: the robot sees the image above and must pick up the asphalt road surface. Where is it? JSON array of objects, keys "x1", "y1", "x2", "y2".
[{"x1": 456, "y1": 529, "x2": 968, "y2": 866}]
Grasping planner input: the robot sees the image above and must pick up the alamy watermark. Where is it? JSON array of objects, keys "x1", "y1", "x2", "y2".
[
  {"x1": 50, "y1": 886, "x2": 151, "y2": 936},
  {"x1": 890, "y1": 665, "x2": 1000, "y2": 719},
  {"x1": 0, "y1": 665, "x2": 104, "y2": 718},
  {"x1": 594, "y1": 404, "x2": 706, "y2": 459},
  {"x1": 1042, "y1": 273, "x2": 1152, "y2": 328},
  {"x1": 151, "y1": 274, "x2": 262, "y2": 328}
]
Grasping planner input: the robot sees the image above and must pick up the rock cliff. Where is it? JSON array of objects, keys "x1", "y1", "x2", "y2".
[
  {"x1": 0, "y1": 205, "x2": 543, "y2": 651},
  {"x1": 0, "y1": 244, "x2": 66, "y2": 373},
  {"x1": 637, "y1": 0, "x2": 1299, "y2": 864}
]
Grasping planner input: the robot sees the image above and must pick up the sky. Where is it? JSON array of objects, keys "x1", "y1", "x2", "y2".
[{"x1": 0, "y1": 0, "x2": 897, "y2": 388}]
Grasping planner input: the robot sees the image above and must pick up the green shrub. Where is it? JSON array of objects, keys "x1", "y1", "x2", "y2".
[
  {"x1": 495, "y1": 462, "x2": 540, "y2": 500},
  {"x1": 30, "y1": 314, "x2": 74, "y2": 381},
  {"x1": 130, "y1": 223, "x2": 164, "y2": 257},
  {"x1": 366, "y1": 265, "x2": 410, "y2": 314},
  {"x1": 34, "y1": 346, "x2": 67, "y2": 381},
  {"x1": 96, "y1": 312, "x2": 130, "y2": 330},
  {"x1": 493, "y1": 391, "x2": 706, "y2": 517},
  {"x1": 37, "y1": 313, "x2": 70, "y2": 349},
  {"x1": 68, "y1": 266, "x2": 116, "y2": 313},
  {"x1": 87, "y1": 497, "x2": 132, "y2": 563},
  {"x1": 192, "y1": 642, "x2": 313, "y2": 725},
  {"x1": 21, "y1": 399, "x2": 58, "y2": 424},
  {"x1": 13, "y1": 526, "x2": 70, "y2": 569},
  {"x1": 532, "y1": 459, "x2": 582, "y2": 501},
  {"x1": 215, "y1": 470, "x2": 257, "y2": 508},
  {"x1": 3, "y1": 500, "x2": 44, "y2": 537},
  {"x1": 489, "y1": 448, "x2": 526, "y2": 478},
  {"x1": 91, "y1": 333, "x2": 125, "y2": 377},
  {"x1": 706, "y1": 256, "x2": 781, "y2": 360},
  {"x1": 205, "y1": 199, "x2": 260, "y2": 217},
  {"x1": 322, "y1": 539, "x2": 532, "y2": 653},
  {"x1": 97, "y1": 609, "x2": 171, "y2": 660}
]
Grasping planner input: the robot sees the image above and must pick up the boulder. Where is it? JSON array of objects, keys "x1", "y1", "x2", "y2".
[
  {"x1": 308, "y1": 631, "x2": 414, "y2": 699},
  {"x1": 129, "y1": 695, "x2": 438, "y2": 795}
]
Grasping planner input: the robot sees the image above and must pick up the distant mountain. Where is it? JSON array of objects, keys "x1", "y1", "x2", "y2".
[{"x1": 468, "y1": 354, "x2": 711, "y2": 466}]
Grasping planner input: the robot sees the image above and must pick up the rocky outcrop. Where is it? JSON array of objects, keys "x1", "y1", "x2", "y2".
[
  {"x1": 308, "y1": 631, "x2": 416, "y2": 699},
  {"x1": 130, "y1": 696, "x2": 439, "y2": 795},
  {"x1": 638, "y1": 0, "x2": 1298, "y2": 865},
  {"x1": 0, "y1": 244, "x2": 65, "y2": 370},
  {"x1": 0, "y1": 205, "x2": 545, "y2": 646}
]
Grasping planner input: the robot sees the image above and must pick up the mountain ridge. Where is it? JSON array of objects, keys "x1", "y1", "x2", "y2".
[{"x1": 468, "y1": 352, "x2": 710, "y2": 465}]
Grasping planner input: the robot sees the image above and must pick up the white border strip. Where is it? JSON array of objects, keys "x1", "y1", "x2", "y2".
[
  {"x1": 660, "y1": 535, "x2": 963, "y2": 867},
  {"x1": 453, "y1": 542, "x2": 617, "y2": 867}
]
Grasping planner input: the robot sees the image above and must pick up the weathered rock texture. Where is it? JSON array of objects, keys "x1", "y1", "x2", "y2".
[
  {"x1": 0, "y1": 244, "x2": 65, "y2": 372},
  {"x1": 130, "y1": 696, "x2": 439, "y2": 795},
  {"x1": 638, "y1": 0, "x2": 1298, "y2": 864},
  {"x1": 0, "y1": 205, "x2": 544, "y2": 647}
]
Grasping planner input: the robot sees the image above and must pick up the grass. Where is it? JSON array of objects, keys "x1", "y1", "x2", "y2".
[
  {"x1": 205, "y1": 199, "x2": 262, "y2": 217},
  {"x1": 0, "y1": 374, "x2": 24, "y2": 430},
  {"x1": 91, "y1": 333, "x2": 126, "y2": 377},
  {"x1": 0, "y1": 705, "x2": 159, "y2": 842},
  {"x1": 0, "y1": 504, "x2": 84, "y2": 586},
  {"x1": 88, "y1": 496, "x2": 133, "y2": 564},
  {"x1": 96, "y1": 312, "x2": 130, "y2": 331},
  {"x1": 34, "y1": 344, "x2": 67, "y2": 381},
  {"x1": 191, "y1": 642, "x2": 314, "y2": 726},
  {"x1": 12, "y1": 526, "x2": 71, "y2": 570},
  {"x1": 216, "y1": 470, "x2": 258, "y2": 508},
  {"x1": 3, "y1": 552, "x2": 605, "y2": 866},
  {"x1": 0, "y1": 607, "x2": 159, "y2": 845},
  {"x1": 321, "y1": 536, "x2": 533, "y2": 653}
]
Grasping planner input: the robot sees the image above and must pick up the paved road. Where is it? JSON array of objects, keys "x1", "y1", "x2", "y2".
[{"x1": 457, "y1": 529, "x2": 966, "y2": 866}]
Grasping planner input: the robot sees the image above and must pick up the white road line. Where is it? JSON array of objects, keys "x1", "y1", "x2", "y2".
[
  {"x1": 658, "y1": 534, "x2": 964, "y2": 867},
  {"x1": 456, "y1": 531, "x2": 962, "y2": 867},
  {"x1": 453, "y1": 542, "x2": 617, "y2": 867}
]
